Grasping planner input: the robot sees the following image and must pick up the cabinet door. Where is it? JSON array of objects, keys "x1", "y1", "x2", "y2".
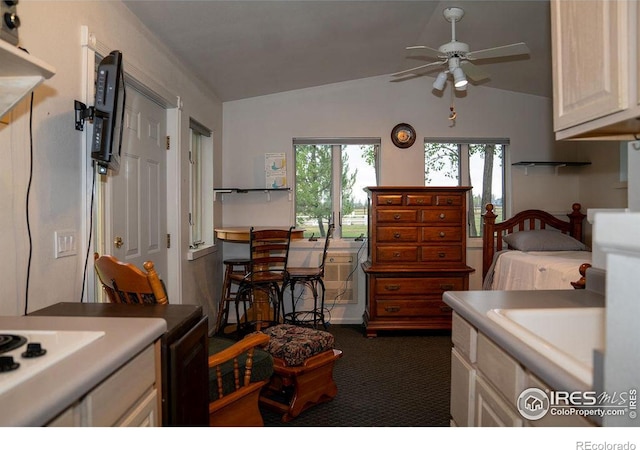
[
  {"x1": 475, "y1": 376, "x2": 523, "y2": 427},
  {"x1": 551, "y1": 0, "x2": 629, "y2": 130},
  {"x1": 450, "y1": 348, "x2": 475, "y2": 427}
]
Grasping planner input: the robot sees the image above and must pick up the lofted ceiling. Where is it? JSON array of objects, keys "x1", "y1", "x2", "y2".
[{"x1": 123, "y1": 0, "x2": 552, "y2": 102}]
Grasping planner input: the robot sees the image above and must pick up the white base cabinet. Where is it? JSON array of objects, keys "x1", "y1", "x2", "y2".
[
  {"x1": 450, "y1": 312, "x2": 593, "y2": 427},
  {"x1": 47, "y1": 342, "x2": 161, "y2": 427}
]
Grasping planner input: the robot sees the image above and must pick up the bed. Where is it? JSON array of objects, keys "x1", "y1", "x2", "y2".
[{"x1": 482, "y1": 203, "x2": 592, "y2": 290}]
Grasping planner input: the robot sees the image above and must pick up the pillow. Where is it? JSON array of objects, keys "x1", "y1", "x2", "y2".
[{"x1": 502, "y1": 229, "x2": 589, "y2": 251}]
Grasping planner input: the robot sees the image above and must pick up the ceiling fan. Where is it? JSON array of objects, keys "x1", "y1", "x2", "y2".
[{"x1": 392, "y1": 7, "x2": 530, "y2": 91}]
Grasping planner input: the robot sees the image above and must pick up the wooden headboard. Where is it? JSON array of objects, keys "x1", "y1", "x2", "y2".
[{"x1": 482, "y1": 203, "x2": 586, "y2": 279}]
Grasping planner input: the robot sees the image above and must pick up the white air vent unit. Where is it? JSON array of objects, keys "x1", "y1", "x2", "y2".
[{"x1": 323, "y1": 252, "x2": 357, "y2": 304}]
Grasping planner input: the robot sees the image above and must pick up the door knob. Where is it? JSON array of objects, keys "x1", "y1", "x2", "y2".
[{"x1": 114, "y1": 236, "x2": 123, "y2": 248}]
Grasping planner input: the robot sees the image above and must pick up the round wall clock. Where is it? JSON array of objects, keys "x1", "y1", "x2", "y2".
[{"x1": 391, "y1": 123, "x2": 416, "y2": 149}]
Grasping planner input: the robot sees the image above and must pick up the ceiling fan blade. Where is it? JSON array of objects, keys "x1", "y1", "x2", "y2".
[
  {"x1": 405, "y1": 45, "x2": 445, "y2": 61},
  {"x1": 460, "y1": 61, "x2": 490, "y2": 82},
  {"x1": 391, "y1": 60, "x2": 445, "y2": 78},
  {"x1": 466, "y1": 42, "x2": 530, "y2": 60}
]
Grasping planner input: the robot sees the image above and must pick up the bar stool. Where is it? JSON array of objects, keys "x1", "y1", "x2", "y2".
[
  {"x1": 214, "y1": 257, "x2": 250, "y2": 335},
  {"x1": 284, "y1": 224, "x2": 333, "y2": 329}
]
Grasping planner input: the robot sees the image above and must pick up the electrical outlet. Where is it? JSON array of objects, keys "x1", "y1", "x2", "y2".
[{"x1": 54, "y1": 230, "x2": 77, "y2": 259}]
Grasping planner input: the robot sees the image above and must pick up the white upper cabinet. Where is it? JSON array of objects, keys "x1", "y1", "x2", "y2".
[
  {"x1": 0, "y1": 39, "x2": 55, "y2": 119},
  {"x1": 551, "y1": 0, "x2": 640, "y2": 140}
]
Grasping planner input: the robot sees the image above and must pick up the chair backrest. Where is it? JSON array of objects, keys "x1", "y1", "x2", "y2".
[
  {"x1": 318, "y1": 223, "x2": 335, "y2": 271},
  {"x1": 94, "y1": 253, "x2": 168, "y2": 304},
  {"x1": 247, "y1": 227, "x2": 294, "y2": 282}
]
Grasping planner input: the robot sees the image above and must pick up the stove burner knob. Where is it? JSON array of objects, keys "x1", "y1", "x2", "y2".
[
  {"x1": 22, "y1": 342, "x2": 46, "y2": 358},
  {"x1": 0, "y1": 355, "x2": 19, "y2": 372}
]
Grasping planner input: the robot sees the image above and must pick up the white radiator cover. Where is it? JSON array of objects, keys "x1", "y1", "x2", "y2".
[{"x1": 321, "y1": 252, "x2": 358, "y2": 304}]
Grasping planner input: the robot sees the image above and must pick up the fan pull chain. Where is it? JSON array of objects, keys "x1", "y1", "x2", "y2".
[{"x1": 449, "y1": 86, "x2": 457, "y2": 126}]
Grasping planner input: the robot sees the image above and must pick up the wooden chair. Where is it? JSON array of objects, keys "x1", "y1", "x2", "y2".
[
  {"x1": 208, "y1": 333, "x2": 273, "y2": 426},
  {"x1": 284, "y1": 223, "x2": 334, "y2": 328},
  {"x1": 94, "y1": 253, "x2": 168, "y2": 304},
  {"x1": 233, "y1": 227, "x2": 294, "y2": 337}
]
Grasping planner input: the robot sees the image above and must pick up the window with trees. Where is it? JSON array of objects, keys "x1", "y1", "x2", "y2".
[
  {"x1": 424, "y1": 139, "x2": 507, "y2": 238},
  {"x1": 294, "y1": 139, "x2": 379, "y2": 239}
]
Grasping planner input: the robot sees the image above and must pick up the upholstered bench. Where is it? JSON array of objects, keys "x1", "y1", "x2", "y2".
[
  {"x1": 255, "y1": 324, "x2": 343, "y2": 422},
  {"x1": 208, "y1": 335, "x2": 274, "y2": 426}
]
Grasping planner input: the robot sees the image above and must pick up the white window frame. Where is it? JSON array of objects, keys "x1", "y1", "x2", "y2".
[
  {"x1": 293, "y1": 138, "x2": 380, "y2": 240},
  {"x1": 424, "y1": 138, "x2": 509, "y2": 240},
  {"x1": 187, "y1": 118, "x2": 214, "y2": 260}
]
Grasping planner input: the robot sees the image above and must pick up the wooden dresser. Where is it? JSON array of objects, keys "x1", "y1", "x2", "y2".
[{"x1": 362, "y1": 186, "x2": 474, "y2": 337}]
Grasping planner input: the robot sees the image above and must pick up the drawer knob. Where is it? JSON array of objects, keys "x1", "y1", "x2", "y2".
[
  {"x1": 438, "y1": 252, "x2": 446, "y2": 258},
  {"x1": 393, "y1": 232, "x2": 401, "y2": 239},
  {"x1": 386, "y1": 199, "x2": 393, "y2": 204},
  {"x1": 440, "y1": 305, "x2": 453, "y2": 313},
  {"x1": 393, "y1": 252, "x2": 401, "y2": 258},
  {"x1": 446, "y1": 198, "x2": 453, "y2": 205},
  {"x1": 417, "y1": 198, "x2": 424, "y2": 204},
  {"x1": 439, "y1": 213, "x2": 446, "y2": 219},
  {"x1": 439, "y1": 231, "x2": 446, "y2": 238},
  {"x1": 385, "y1": 306, "x2": 400, "y2": 313},
  {"x1": 384, "y1": 285, "x2": 400, "y2": 291},
  {"x1": 440, "y1": 284, "x2": 455, "y2": 290},
  {"x1": 394, "y1": 214, "x2": 401, "y2": 220}
]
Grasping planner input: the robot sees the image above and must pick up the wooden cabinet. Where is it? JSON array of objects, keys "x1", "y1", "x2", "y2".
[
  {"x1": 450, "y1": 312, "x2": 594, "y2": 427},
  {"x1": 362, "y1": 187, "x2": 474, "y2": 337},
  {"x1": 31, "y1": 303, "x2": 209, "y2": 426},
  {"x1": 551, "y1": 0, "x2": 640, "y2": 140},
  {"x1": 48, "y1": 343, "x2": 160, "y2": 427}
]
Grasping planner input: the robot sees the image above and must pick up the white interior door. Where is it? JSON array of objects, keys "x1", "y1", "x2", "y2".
[{"x1": 108, "y1": 86, "x2": 168, "y2": 281}]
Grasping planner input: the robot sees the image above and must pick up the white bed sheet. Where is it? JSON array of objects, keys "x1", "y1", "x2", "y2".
[{"x1": 490, "y1": 250, "x2": 592, "y2": 290}]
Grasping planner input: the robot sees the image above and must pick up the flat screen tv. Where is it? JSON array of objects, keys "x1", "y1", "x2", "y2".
[{"x1": 91, "y1": 50, "x2": 126, "y2": 175}]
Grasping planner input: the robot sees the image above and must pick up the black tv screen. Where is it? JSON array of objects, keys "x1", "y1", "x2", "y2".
[{"x1": 91, "y1": 50, "x2": 126, "y2": 175}]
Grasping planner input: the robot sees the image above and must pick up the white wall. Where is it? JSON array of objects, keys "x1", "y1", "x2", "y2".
[
  {"x1": 222, "y1": 75, "x2": 623, "y2": 323},
  {"x1": 0, "y1": 1, "x2": 223, "y2": 320}
]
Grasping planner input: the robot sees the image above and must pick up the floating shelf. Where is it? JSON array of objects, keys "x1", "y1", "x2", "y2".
[
  {"x1": 512, "y1": 161, "x2": 591, "y2": 175},
  {"x1": 1, "y1": 39, "x2": 56, "y2": 119},
  {"x1": 213, "y1": 187, "x2": 291, "y2": 201}
]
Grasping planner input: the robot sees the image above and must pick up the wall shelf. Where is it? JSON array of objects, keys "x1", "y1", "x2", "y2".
[
  {"x1": 213, "y1": 187, "x2": 291, "y2": 202},
  {"x1": 512, "y1": 161, "x2": 591, "y2": 175},
  {"x1": 0, "y1": 39, "x2": 56, "y2": 119}
]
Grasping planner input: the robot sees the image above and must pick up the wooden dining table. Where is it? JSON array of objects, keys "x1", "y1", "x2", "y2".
[{"x1": 215, "y1": 226, "x2": 305, "y2": 243}]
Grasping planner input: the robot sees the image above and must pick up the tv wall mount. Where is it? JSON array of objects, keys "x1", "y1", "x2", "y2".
[{"x1": 74, "y1": 100, "x2": 94, "y2": 131}]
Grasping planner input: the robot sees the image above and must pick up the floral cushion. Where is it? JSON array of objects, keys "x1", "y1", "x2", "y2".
[{"x1": 257, "y1": 324, "x2": 335, "y2": 367}]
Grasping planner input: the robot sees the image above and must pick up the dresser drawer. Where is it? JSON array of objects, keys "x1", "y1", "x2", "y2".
[
  {"x1": 376, "y1": 246, "x2": 419, "y2": 263},
  {"x1": 376, "y1": 195, "x2": 403, "y2": 206},
  {"x1": 375, "y1": 298, "x2": 452, "y2": 317},
  {"x1": 406, "y1": 194, "x2": 433, "y2": 206},
  {"x1": 421, "y1": 209, "x2": 462, "y2": 224},
  {"x1": 421, "y1": 245, "x2": 463, "y2": 262},
  {"x1": 377, "y1": 209, "x2": 417, "y2": 223},
  {"x1": 374, "y1": 277, "x2": 465, "y2": 295},
  {"x1": 422, "y1": 226, "x2": 462, "y2": 242},
  {"x1": 377, "y1": 227, "x2": 419, "y2": 242},
  {"x1": 436, "y1": 194, "x2": 463, "y2": 206}
]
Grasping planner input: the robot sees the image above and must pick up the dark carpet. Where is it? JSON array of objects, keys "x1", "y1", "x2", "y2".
[{"x1": 261, "y1": 324, "x2": 453, "y2": 427}]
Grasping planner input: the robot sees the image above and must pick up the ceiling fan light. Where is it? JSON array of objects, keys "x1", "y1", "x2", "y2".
[
  {"x1": 453, "y1": 67, "x2": 467, "y2": 88},
  {"x1": 433, "y1": 72, "x2": 447, "y2": 91}
]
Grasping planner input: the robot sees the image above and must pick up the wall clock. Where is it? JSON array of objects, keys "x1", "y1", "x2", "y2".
[{"x1": 391, "y1": 123, "x2": 416, "y2": 149}]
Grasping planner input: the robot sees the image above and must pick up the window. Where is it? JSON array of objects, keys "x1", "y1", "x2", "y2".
[
  {"x1": 424, "y1": 139, "x2": 507, "y2": 238},
  {"x1": 189, "y1": 119, "x2": 213, "y2": 250},
  {"x1": 294, "y1": 139, "x2": 379, "y2": 239}
]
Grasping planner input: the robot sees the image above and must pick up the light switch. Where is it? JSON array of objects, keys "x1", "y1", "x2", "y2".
[{"x1": 54, "y1": 230, "x2": 77, "y2": 258}]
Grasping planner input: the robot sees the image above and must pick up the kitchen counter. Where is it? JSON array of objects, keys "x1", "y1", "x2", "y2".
[
  {"x1": 0, "y1": 315, "x2": 166, "y2": 426},
  {"x1": 443, "y1": 289, "x2": 605, "y2": 393}
]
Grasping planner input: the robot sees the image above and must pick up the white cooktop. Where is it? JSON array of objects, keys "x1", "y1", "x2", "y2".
[{"x1": 0, "y1": 330, "x2": 105, "y2": 396}]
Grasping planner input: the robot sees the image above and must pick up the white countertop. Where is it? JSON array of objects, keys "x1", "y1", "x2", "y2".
[
  {"x1": 0, "y1": 315, "x2": 166, "y2": 426},
  {"x1": 443, "y1": 289, "x2": 605, "y2": 393}
]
